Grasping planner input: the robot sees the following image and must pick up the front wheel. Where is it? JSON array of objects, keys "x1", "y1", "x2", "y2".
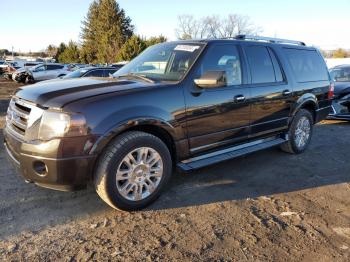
[
  {"x1": 94, "y1": 131, "x2": 172, "y2": 211},
  {"x1": 280, "y1": 109, "x2": 314, "y2": 154},
  {"x1": 25, "y1": 75, "x2": 34, "y2": 84}
]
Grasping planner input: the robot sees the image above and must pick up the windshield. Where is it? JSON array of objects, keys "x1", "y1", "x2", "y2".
[
  {"x1": 62, "y1": 69, "x2": 86, "y2": 79},
  {"x1": 330, "y1": 67, "x2": 350, "y2": 82},
  {"x1": 113, "y1": 42, "x2": 205, "y2": 82}
]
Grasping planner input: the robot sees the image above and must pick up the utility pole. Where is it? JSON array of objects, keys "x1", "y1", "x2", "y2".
[{"x1": 12, "y1": 46, "x2": 14, "y2": 60}]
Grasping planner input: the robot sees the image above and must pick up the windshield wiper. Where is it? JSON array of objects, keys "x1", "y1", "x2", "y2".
[{"x1": 115, "y1": 73, "x2": 155, "y2": 83}]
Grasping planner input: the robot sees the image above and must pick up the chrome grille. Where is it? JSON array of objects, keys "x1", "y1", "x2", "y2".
[{"x1": 6, "y1": 98, "x2": 43, "y2": 140}]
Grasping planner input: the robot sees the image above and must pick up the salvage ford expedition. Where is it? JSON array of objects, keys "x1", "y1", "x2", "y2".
[{"x1": 4, "y1": 35, "x2": 332, "y2": 211}]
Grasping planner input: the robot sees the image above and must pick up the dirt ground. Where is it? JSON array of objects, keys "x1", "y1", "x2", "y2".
[{"x1": 0, "y1": 77, "x2": 349, "y2": 261}]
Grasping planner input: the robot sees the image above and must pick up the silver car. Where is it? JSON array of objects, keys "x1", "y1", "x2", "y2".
[{"x1": 29, "y1": 64, "x2": 76, "y2": 81}]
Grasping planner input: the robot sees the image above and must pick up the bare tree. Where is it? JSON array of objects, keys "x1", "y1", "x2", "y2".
[
  {"x1": 175, "y1": 14, "x2": 262, "y2": 40},
  {"x1": 175, "y1": 15, "x2": 200, "y2": 40}
]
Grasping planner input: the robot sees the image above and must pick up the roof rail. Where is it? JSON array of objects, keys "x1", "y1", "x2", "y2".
[{"x1": 235, "y1": 35, "x2": 306, "y2": 46}]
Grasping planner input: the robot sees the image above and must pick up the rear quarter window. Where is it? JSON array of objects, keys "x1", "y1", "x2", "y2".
[{"x1": 283, "y1": 48, "x2": 328, "y2": 82}]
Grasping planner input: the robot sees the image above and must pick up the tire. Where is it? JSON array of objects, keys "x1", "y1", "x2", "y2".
[
  {"x1": 280, "y1": 109, "x2": 314, "y2": 154},
  {"x1": 25, "y1": 76, "x2": 34, "y2": 84},
  {"x1": 94, "y1": 131, "x2": 172, "y2": 211}
]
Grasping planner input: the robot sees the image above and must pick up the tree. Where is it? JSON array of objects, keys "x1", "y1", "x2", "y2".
[
  {"x1": 332, "y1": 48, "x2": 349, "y2": 58},
  {"x1": 116, "y1": 35, "x2": 147, "y2": 61},
  {"x1": 145, "y1": 35, "x2": 167, "y2": 47},
  {"x1": 116, "y1": 35, "x2": 167, "y2": 62},
  {"x1": 54, "y1": 42, "x2": 67, "y2": 62},
  {"x1": 58, "y1": 41, "x2": 81, "y2": 63},
  {"x1": 175, "y1": 14, "x2": 261, "y2": 39},
  {"x1": 80, "y1": 0, "x2": 134, "y2": 64},
  {"x1": 46, "y1": 45, "x2": 58, "y2": 58}
]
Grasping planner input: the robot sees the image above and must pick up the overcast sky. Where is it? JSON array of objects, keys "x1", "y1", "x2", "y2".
[{"x1": 1, "y1": 0, "x2": 349, "y2": 52}]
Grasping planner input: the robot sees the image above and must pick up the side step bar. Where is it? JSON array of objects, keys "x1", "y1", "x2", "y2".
[{"x1": 177, "y1": 137, "x2": 287, "y2": 172}]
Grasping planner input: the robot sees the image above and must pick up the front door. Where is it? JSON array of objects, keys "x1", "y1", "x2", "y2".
[
  {"x1": 184, "y1": 43, "x2": 251, "y2": 155},
  {"x1": 32, "y1": 65, "x2": 47, "y2": 81}
]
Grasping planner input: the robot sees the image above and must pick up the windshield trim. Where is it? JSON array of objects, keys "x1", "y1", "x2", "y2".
[{"x1": 113, "y1": 41, "x2": 208, "y2": 84}]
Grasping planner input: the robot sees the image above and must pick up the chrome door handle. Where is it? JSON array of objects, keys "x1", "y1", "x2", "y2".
[
  {"x1": 234, "y1": 95, "x2": 246, "y2": 102},
  {"x1": 283, "y1": 90, "x2": 292, "y2": 96}
]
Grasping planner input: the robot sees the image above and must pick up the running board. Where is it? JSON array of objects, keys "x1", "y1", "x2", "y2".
[{"x1": 177, "y1": 137, "x2": 287, "y2": 172}]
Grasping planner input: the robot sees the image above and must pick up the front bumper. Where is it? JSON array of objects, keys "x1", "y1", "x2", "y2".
[{"x1": 4, "y1": 128, "x2": 97, "y2": 191}]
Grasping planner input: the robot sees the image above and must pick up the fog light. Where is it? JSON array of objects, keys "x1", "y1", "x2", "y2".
[{"x1": 33, "y1": 161, "x2": 48, "y2": 176}]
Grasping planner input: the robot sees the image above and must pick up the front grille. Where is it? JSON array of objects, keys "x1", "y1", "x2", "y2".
[{"x1": 6, "y1": 98, "x2": 43, "y2": 140}]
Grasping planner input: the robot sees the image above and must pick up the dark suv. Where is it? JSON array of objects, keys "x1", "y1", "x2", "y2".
[{"x1": 4, "y1": 35, "x2": 332, "y2": 211}]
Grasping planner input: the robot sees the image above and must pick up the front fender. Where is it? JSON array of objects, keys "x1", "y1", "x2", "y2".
[{"x1": 89, "y1": 106, "x2": 179, "y2": 155}]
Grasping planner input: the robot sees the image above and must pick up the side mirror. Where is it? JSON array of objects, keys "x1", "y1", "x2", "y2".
[{"x1": 194, "y1": 70, "x2": 227, "y2": 89}]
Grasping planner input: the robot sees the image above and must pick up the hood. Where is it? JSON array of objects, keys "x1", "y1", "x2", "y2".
[
  {"x1": 15, "y1": 67, "x2": 27, "y2": 73},
  {"x1": 334, "y1": 82, "x2": 350, "y2": 97},
  {"x1": 15, "y1": 77, "x2": 150, "y2": 108}
]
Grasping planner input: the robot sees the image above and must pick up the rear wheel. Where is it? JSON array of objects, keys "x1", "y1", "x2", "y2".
[
  {"x1": 94, "y1": 131, "x2": 172, "y2": 211},
  {"x1": 280, "y1": 109, "x2": 313, "y2": 154}
]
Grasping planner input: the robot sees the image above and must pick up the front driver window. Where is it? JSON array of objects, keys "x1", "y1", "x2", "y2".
[
  {"x1": 199, "y1": 44, "x2": 242, "y2": 86},
  {"x1": 35, "y1": 65, "x2": 46, "y2": 72}
]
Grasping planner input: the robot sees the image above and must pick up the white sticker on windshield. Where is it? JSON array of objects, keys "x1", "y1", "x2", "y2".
[{"x1": 174, "y1": 45, "x2": 200, "y2": 52}]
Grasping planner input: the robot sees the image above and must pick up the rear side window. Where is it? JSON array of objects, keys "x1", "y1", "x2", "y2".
[
  {"x1": 245, "y1": 46, "x2": 277, "y2": 84},
  {"x1": 284, "y1": 48, "x2": 328, "y2": 82}
]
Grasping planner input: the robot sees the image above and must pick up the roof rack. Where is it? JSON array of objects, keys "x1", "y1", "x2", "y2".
[{"x1": 235, "y1": 35, "x2": 306, "y2": 46}]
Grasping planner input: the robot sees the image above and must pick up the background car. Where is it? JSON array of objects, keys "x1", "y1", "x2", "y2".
[
  {"x1": 109, "y1": 61, "x2": 128, "y2": 70},
  {"x1": 0, "y1": 61, "x2": 21, "y2": 74},
  {"x1": 61, "y1": 66, "x2": 119, "y2": 79},
  {"x1": 328, "y1": 65, "x2": 350, "y2": 120},
  {"x1": 14, "y1": 63, "x2": 78, "y2": 83}
]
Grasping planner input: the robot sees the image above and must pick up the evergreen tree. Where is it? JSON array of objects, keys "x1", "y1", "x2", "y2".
[
  {"x1": 145, "y1": 35, "x2": 167, "y2": 48},
  {"x1": 116, "y1": 35, "x2": 147, "y2": 61},
  {"x1": 54, "y1": 42, "x2": 67, "y2": 62},
  {"x1": 58, "y1": 41, "x2": 80, "y2": 63},
  {"x1": 116, "y1": 35, "x2": 167, "y2": 62},
  {"x1": 80, "y1": 0, "x2": 134, "y2": 64}
]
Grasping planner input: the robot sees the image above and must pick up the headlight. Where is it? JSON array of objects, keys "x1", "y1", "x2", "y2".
[{"x1": 37, "y1": 111, "x2": 87, "y2": 141}]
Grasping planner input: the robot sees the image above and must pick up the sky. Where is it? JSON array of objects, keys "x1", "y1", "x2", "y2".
[{"x1": 1, "y1": 0, "x2": 350, "y2": 52}]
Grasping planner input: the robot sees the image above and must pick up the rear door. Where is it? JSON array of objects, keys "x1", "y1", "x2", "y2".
[
  {"x1": 243, "y1": 44, "x2": 292, "y2": 137},
  {"x1": 46, "y1": 65, "x2": 64, "y2": 79},
  {"x1": 185, "y1": 43, "x2": 251, "y2": 155}
]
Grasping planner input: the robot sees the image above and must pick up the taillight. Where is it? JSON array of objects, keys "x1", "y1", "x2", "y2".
[{"x1": 328, "y1": 83, "x2": 334, "y2": 99}]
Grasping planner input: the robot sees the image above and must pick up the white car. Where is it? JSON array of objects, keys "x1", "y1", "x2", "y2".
[{"x1": 29, "y1": 63, "x2": 76, "y2": 81}]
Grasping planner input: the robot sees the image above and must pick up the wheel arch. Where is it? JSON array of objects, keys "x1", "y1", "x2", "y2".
[
  {"x1": 291, "y1": 94, "x2": 318, "y2": 123},
  {"x1": 90, "y1": 118, "x2": 179, "y2": 164}
]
